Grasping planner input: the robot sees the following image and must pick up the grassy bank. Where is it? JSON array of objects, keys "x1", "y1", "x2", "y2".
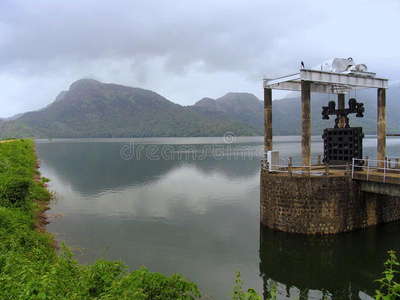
[{"x1": 0, "y1": 139, "x2": 201, "y2": 299}]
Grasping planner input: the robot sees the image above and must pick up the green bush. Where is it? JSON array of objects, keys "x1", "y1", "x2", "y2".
[
  {"x1": 101, "y1": 267, "x2": 201, "y2": 300},
  {"x1": 0, "y1": 175, "x2": 32, "y2": 208},
  {"x1": 0, "y1": 157, "x2": 10, "y2": 173}
]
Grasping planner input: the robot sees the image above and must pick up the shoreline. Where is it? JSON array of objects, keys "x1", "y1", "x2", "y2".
[
  {"x1": 0, "y1": 138, "x2": 202, "y2": 299},
  {"x1": 33, "y1": 155, "x2": 52, "y2": 235}
]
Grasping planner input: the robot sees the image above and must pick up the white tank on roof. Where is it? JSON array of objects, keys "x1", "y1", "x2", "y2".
[{"x1": 312, "y1": 57, "x2": 368, "y2": 73}]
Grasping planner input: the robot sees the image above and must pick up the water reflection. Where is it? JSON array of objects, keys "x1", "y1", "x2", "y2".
[
  {"x1": 36, "y1": 140, "x2": 263, "y2": 196},
  {"x1": 34, "y1": 136, "x2": 400, "y2": 299},
  {"x1": 259, "y1": 221, "x2": 400, "y2": 299}
]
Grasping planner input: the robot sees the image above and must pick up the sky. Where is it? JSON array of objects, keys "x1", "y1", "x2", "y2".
[{"x1": 1, "y1": 0, "x2": 400, "y2": 118}]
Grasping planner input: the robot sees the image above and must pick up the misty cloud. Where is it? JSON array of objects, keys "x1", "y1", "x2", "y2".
[{"x1": 1, "y1": 0, "x2": 400, "y2": 118}]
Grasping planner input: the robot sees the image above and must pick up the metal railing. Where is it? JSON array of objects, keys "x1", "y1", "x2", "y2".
[
  {"x1": 261, "y1": 156, "x2": 351, "y2": 177},
  {"x1": 261, "y1": 155, "x2": 400, "y2": 181},
  {"x1": 352, "y1": 157, "x2": 400, "y2": 183}
]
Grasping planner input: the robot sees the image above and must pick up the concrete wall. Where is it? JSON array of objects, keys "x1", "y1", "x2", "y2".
[{"x1": 260, "y1": 170, "x2": 400, "y2": 234}]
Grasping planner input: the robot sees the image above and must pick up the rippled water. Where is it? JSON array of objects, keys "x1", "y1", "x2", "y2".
[{"x1": 35, "y1": 136, "x2": 400, "y2": 299}]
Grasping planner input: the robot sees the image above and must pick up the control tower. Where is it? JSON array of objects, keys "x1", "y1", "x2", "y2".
[{"x1": 260, "y1": 58, "x2": 400, "y2": 234}]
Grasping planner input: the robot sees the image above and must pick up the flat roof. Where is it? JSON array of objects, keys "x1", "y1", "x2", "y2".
[{"x1": 263, "y1": 69, "x2": 389, "y2": 94}]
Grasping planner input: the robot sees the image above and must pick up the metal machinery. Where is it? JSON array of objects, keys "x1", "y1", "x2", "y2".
[
  {"x1": 321, "y1": 97, "x2": 365, "y2": 165},
  {"x1": 263, "y1": 57, "x2": 389, "y2": 170}
]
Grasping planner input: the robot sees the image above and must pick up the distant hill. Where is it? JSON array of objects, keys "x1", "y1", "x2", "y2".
[
  {"x1": 193, "y1": 93, "x2": 263, "y2": 126},
  {"x1": 0, "y1": 79, "x2": 261, "y2": 139},
  {"x1": 0, "y1": 113, "x2": 25, "y2": 121},
  {"x1": 1, "y1": 79, "x2": 399, "y2": 139}
]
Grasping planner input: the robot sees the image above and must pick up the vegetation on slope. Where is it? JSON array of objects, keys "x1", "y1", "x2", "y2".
[
  {"x1": 193, "y1": 93, "x2": 264, "y2": 126},
  {"x1": 0, "y1": 79, "x2": 261, "y2": 139}
]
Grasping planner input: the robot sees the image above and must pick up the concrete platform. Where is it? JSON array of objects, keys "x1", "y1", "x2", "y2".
[{"x1": 260, "y1": 167, "x2": 400, "y2": 234}]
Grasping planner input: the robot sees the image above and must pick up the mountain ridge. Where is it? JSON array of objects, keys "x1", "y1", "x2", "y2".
[
  {"x1": 0, "y1": 79, "x2": 261, "y2": 138},
  {"x1": 1, "y1": 79, "x2": 399, "y2": 139}
]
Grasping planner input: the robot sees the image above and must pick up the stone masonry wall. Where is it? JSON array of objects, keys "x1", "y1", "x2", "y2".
[{"x1": 260, "y1": 170, "x2": 400, "y2": 234}]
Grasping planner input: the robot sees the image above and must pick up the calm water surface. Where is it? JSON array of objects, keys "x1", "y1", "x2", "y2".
[{"x1": 35, "y1": 136, "x2": 400, "y2": 299}]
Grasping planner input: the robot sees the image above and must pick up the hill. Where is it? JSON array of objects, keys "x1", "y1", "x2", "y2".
[
  {"x1": 0, "y1": 113, "x2": 24, "y2": 121},
  {"x1": 1, "y1": 79, "x2": 399, "y2": 139},
  {"x1": 193, "y1": 93, "x2": 263, "y2": 126},
  {"x1": 0, "y1": 79, "x2": 261, "y2": 139}
]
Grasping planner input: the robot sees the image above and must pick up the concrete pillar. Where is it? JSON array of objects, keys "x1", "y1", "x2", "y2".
[
  {"x1": 338, "y1": 93, "x2": 345, "y2": 128},
  {"x1": 301, "y1": 81, "x2": 311, "y2": 172},
  {"x1": 366, "y1": 193, "x2": 378, "y2": 227},
  {"x1": 377, "y1": 88, "x2": 386, "y2": 169},
  {"x1": 264, "y1": 88, "x2": 273, "y2": 155}
]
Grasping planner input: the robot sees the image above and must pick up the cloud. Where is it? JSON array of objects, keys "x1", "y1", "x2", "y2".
[{"x1": 1, "y1": 0, "x2": 400, "y2": 117}]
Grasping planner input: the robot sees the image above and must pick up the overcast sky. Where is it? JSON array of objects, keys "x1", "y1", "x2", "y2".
[{"x1": 1, "y1": 0, "x2": 400, "y2": 118}]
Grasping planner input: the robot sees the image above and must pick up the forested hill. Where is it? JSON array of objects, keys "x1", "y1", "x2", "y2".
[
  {"x1": 0, "y1": 79, "x2": 262, "y2": 138},
  {"x1": 193, "y1": 92, "x2": 263, "y2": 126},
  {"x1": 1, "y1": 79, "x2": 399, "y2": 139}
]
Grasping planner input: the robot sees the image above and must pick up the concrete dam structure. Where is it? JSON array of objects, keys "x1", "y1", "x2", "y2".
[{"x1": 261, "y1": 58, "x2": 400, "y2": 234}]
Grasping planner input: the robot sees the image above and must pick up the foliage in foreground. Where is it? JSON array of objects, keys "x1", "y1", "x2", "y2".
[
  {"x1": 375, "y1": 250, "x2": 400, "y2": 300},
  {"x1": 229, "y1": 270, "x2": 270, "y2": 300}
]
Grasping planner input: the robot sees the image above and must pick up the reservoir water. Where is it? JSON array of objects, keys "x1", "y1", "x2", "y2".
[{"x1": 35, "y1": 136, "x2": 400, "y2": 299}]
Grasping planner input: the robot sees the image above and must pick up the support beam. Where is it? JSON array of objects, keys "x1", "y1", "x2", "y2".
[
  {"x1": 301, "y1": 81, "x2": 311, "y2": 172},
  {"x1": 377, "y1": 88, "x2": 386, "y2": 169},
  {"x1": 360, "y1": 181, "x2": 400, "y2": 197},
  {"x1": 338, "y1": 93, "x2": 345, "y2": 128},
  {"x1": 264, "y1": 88, "x2": 273, "y2": 155}
]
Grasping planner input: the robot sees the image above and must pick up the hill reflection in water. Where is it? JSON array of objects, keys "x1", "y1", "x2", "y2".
[{"x1": 35, "y1": 138, "x2": 264, "y2": 196}]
